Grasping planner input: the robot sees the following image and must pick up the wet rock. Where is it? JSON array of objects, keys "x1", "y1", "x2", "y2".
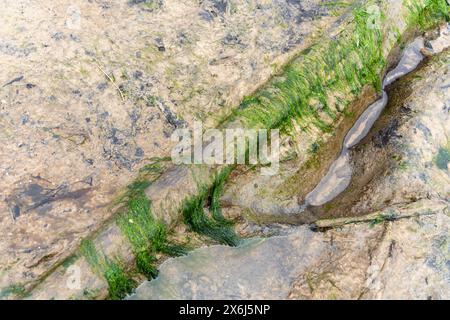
[
  {"x1": 156, "y1": 99, "x2": 185, "y2": 128},
  {"x1": 129, "y1": 199, "x2": 450, "y2": 300},
  {"x1": 20, "y1": 114, "x2": 29, "y2": 125},
  {"x1": 11, "y1": 205, "x2": 20, "y2": 220},
  {"x1": 70, "y1": 34, "x2": 80, "y2": 42},
  {"x1": 129, "y1": 227, "x2": 328, "y2": 299},
  {"x1": 0, "y1": 0, "x2": 354, "y2": 294},
  {"x1": 133, "y1": 70, "x2": 143, "y2": 79},
  {"x1": 6, "y1": 178, "x2": 92, "y2": 218},
  {"x1": 212, "y1": 0, "x2": 228, "y2": 14},
  {"x1": 373, "y1": 119, "x2": 401, "y2": 148},
  {"x1": 96, "y1": 82, "x2": 108, "y2": 90},
  {"x1": 222, "y1": 33, "x2": 245, "y2": 47},
  {"x1": 290, "y1": 203, "x2": 450, "y2": 299},
  {"x1": 135, "y1": 147, "x2": 144, "y2": 158}
]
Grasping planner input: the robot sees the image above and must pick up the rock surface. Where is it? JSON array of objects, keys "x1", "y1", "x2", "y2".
[
  {"x1": 0, "y1": 0, "x2": 344, "y2": 291},
  {"x1": 1, "y1": 0, "x2": 449, "y2": 300},
  {"x1": 129, "y1": 227, "x2": 327, "y2": 300},
  {"x1": 130, "y1": 200, "x2": 449, "y2": 300}
]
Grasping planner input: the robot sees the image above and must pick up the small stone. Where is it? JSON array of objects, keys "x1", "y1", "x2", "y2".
[
  {"x1": 135, "y1": 147, "x2": 144, "y2": 157},
  {"x1": 155, "y1": 37, "x2": 165, "y2": 52}
]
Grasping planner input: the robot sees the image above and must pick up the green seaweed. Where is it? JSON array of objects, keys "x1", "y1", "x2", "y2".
[
  {"x1": 117, "y1": 186, "x2": 187, "y2": 280},
  {"x1": 62, "y1": 255, "x2": 78, "y2": 269},
  {"x1": 102, "y1": 258, "x2": 136, "y2": 300},
  {"x1": 182, "y1": 166, "x2": 239, "y2": 246},
  {"x1": 79, "y1": 239, "x2": 135, "y2": 300},
  {"x1": 116, "y1": 157, "x2": 187, "y2": 280},
  {"x1": 79, "y1": 239, "x2": 102, "y2": 273},
  {"x1": 210, "y1": 166, "x2": 235, "y2": 225},
  {"x1": 114, "y1": 157, "x2": 169, "y2": 206},
  {"x1": 134, "y1": 251, "x2": 158, "y2": 279},
  {"x1": 75, "y1": 0, "x2": 450, "y2": 300}
]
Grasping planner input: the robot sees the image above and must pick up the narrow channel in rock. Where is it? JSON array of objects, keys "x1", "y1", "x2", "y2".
[{"x1": 305, "y1": 25, "x2": 449, "y2": 207}]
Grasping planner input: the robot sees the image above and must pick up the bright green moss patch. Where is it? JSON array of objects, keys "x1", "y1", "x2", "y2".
[
  {"x1": 134, "y1": 251, "x2": 158, "y2": 279},
  {"x1": 79, "y1": 239, "x2": 135, "y2": 300},
  {"x1": 114, "y1": 157, "x2": 170, "y2": 206},
  {"x1": 79, "y1": 239, "x2": 102, "y2": 272},
  {"x1": 102, "y1": 259, "x2": 135, "y2": 300},
  {"x1": 369, "y1": 210, "x2": 397, "y2": 228},
  {"x1": 182, "y1": 166, "x2": 239, "y2": 246}
]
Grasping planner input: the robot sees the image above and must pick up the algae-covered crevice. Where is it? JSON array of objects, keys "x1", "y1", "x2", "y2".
[
  {"x1": 220, "y1": 0, "x2": 450, "y2": 225},
  {"x1": 134, "y1": 0, "x2": 448, "y2": 290},
  {"x1": 145, "y1": 0, "x2": 397, "y2": 228},
  {"x1": 15, "y1": 0, "x2": 450, "y2": 300},
  {"x1": 304, "y1": 31, "x2": 438, "y2": 207},
  {"x1": 303, "y1": 46, "x2": 450, "y2": 219},
  {"x1": 116, "y1": 184, "x2": 187, "y2": 280},
  {"x1": 81, "y1": 158, "x2": 189, "y2": 298},
  {"x1": 22, "y1": 161, "x2": 238, "y2": 299}
]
